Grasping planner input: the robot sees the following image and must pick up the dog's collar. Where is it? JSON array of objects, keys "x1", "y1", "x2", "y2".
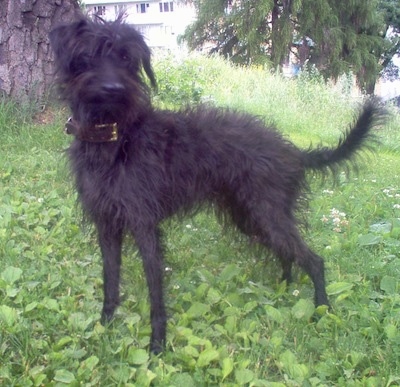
[{"x1": 64, "y1": 117, "x2": 118, "y2": 142}]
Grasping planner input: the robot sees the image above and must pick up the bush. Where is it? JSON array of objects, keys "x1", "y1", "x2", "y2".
[{"x1": 153, "y1": 52, "x2": 211, "y2": 107}]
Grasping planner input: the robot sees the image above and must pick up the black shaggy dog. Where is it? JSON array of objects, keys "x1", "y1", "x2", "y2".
[{"x1": 49, "y1": 16, "x2": 384, "y2": 354}]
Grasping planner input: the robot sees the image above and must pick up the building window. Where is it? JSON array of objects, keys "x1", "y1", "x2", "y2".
[
  {"x1": 136, "y1": 3, "x2": 150, "y2": 13},
  {"x1": 94, "y1": 6, "x2": 106, "y2": 16},
  {"x1": 159, "y1": 2, "x2": 174, "y2": 12},
  {"x1": 115, "y1": 4, "x2": 126, "y2": 14}
]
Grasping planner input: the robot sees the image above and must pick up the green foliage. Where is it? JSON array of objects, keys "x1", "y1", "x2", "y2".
[
  {"x1": 300, "y1": 0, "x2": 385, "y2": 90},
  {"x1": 379, "y1": 0, "x2": 400, "y2": 80},
  {"x1": 181, "y1": 0, "x2": 284, "y2": 66},
  {"x1": 1, "y1": 56, "x2": 400, "y2": 385},
  {"x1": 182, "y1": 0, "x2": 389, "y2": 90},
  {"x1": 152, "y1": 52, "x2": 212, "y2": 107}
]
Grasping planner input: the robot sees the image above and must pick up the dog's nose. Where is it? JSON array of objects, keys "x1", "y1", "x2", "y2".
[{"x1": 101, "y1": 82, "x2": 125, "y2": 93}]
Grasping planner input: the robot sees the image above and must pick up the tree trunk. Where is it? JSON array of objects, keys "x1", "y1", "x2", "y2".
[{"x1": 0, "y1": 0, "x2": 81, "y2": 103}]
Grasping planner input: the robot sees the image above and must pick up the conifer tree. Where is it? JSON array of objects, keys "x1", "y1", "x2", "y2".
[
  {"x1": 297, "y1": 0, "x2": 384, "y2": 90},
  {"x1": 379, "y1": 0, "x2": 400, "y2": 81},
  {"x1": 182, "y1": 0, "x2": 391, "y2": 92}
]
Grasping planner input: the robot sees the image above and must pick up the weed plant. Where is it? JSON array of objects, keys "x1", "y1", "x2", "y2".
[{"x1": 1, "y1": 56, "x2": 400, "y2": 386}]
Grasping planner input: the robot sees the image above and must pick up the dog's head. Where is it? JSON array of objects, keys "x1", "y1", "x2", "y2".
[{"x1": 49, "y1": 16, "x2": 156, "y2": 140}]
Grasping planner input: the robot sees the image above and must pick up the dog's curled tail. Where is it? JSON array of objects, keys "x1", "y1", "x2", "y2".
[{"x1": 303, "y1": 98, "x2": 386, "y2": 174}]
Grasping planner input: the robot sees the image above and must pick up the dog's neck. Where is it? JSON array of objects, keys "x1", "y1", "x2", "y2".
[{"x1": 65, "y1": 117, "x2": 119, "y2": 142}]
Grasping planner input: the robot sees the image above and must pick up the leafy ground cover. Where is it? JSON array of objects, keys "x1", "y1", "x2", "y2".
[{"x1": 1, "y1": 57, "x2": 400, "y2": 386}]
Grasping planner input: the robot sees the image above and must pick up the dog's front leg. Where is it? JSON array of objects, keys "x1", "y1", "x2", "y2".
[
  {"x1": 97, "y1": 222, "x2": 123, "y2": 323},
  {"x1": 135, "y1": 226, "x2": 167, "y2": 354}
]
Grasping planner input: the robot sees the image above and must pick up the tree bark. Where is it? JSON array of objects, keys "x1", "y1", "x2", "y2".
[{"x1": 0, "y1": 0, "x2": 81, "y2": 103}]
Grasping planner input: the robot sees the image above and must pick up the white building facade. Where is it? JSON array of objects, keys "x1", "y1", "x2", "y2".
[{"x1": 83, "y1": 0, "x2": 195, "y2": 48}]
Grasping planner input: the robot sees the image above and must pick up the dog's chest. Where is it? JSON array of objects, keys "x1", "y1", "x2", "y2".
[{"x1": 74, "y1": 152, "x2": 169, "y2": 223}]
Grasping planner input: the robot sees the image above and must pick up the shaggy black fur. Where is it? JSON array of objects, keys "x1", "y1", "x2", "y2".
[{"x1": 49, "y1": 16, "x2": 384, "y2": 354}]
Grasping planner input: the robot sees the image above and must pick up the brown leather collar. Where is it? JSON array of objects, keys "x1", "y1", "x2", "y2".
[{"x1": 64, "y1": 117, "x2": 118, "y2": 142}]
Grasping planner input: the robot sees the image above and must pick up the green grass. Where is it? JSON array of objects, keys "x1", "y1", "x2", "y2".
[{"x1": 1, "y1": 56, "x2": 400, "y2": 386}]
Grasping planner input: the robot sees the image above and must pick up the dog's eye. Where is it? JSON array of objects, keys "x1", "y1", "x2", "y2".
[
  {"x1": 70, "y1": 55, "x2": 91, "y2": 75},
  {"x1": 119, "y1": 50, "x2": 131, "y2": 64}
]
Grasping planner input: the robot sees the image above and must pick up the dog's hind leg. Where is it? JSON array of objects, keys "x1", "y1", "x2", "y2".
[
  {"x1": 266, "y1": 224, "x2": 329, "y2": 306},
  {"x1": 280, "y1": 258, "x2": 293, "y2": 284},
  {"x1": 134, "y1": 226, "x2": 167, "y2": 354},
  {"x1": 252, "y1": 210, "x2": 329, "y2": 307},
  {"x1": 225, "y1": 190, "x2": 328, "y2": 305},
  {"x1": 98, "y1": 223, "x2": 124, "y2": 323}
]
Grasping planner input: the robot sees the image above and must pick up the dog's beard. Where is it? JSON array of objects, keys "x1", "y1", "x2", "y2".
[
  {"x1": 72, "y1": 92, "x2": 132, "y2": 130},
  {"x1": 62, "y1": 72, "x2": 150, "y2": 134}
]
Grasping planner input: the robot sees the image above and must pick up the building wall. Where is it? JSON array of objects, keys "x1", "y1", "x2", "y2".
[{"x1": 83, "y1": 1, "x2": 195, "y2": 48}]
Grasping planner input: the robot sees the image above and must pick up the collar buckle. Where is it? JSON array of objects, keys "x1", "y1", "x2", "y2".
[{"x1": 64, "y1": 117, "x2": 119, "y2": 142}]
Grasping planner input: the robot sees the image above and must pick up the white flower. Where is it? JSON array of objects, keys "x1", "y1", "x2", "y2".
[{"x1": 322, "y1": 208, "x2": 348, "y2": 232}]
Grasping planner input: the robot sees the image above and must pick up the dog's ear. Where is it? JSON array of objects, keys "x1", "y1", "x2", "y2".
[
  {"x1": 130, "y1": 31, "x2": 156, "y2": 89},
  {"x1": 49, "y1": 25, "x2": 69, "y2": 61},
  {"x1": 112, "y1": 19, "x2": 157, "y2": 89},
  {"x1": 140, "y1": 45, "x2": 157, "y2": 89},
  {"x1": 49, "y1": 19, "x2": 88, "y2": 60}
]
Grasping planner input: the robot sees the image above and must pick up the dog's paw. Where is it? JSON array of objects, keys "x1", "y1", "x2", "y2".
[
  {"x1": 100, "y1": 308, "x2": 115, "y2": 325},
  {"x1": 150, "y1": 340, "x2": 165, "y2": 355}
]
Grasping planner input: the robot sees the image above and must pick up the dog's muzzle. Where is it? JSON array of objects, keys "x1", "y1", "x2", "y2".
[{"x1": 65, "y1": 117, "x2": 118, "y2": 142}]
